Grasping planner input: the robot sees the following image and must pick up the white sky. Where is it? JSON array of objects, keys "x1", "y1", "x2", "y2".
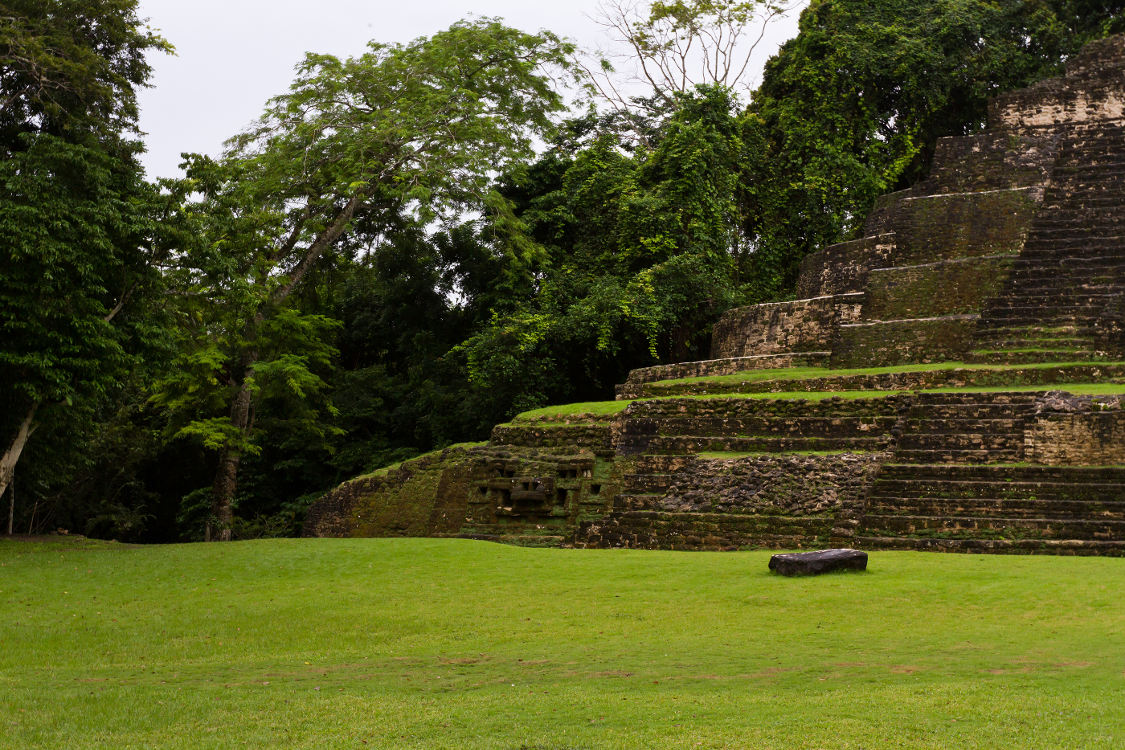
[{"x1": 135, "y1": 1, "x2": 804, "y2": 180}]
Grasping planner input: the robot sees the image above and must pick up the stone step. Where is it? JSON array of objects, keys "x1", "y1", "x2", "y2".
[
  {"x1": 1023, "y1": 235, "x2": 1125, "y2": 250},
  {"x1": 646, "y1": 416, "x2": 899, "y2": 438},
  {"x1": 972, "y1": 338, "x2": 1097, "y2": 350},
  {"x1": 985, "y1": 279, "x2": 1124, "y2": 292},
  {"x1": 899, "y1": 417, "x2": 1026, "y2": 433},
  {"x1": 1005, "y1": 259, "x2": 1125, "y2": 274},
  {"x1": 865, "y1": 496, "x2": 1125, "y2": 519},
  {"x1": 1031, "y1": 218, "x2": 1125, "y2": 233},
  {"x1": 628, "y1": 455, "x2": 697, "y2": 473},
  {"x1": 870, "y1": 482, "x2": 1125, "y2": 504},
  {"x1": 992, "y1": 288, "x2": 1123, "y2": 301},
  {"x1": 980, "y1": 303, "x2": 1107, "y2": 316},
  {"x1": 980, "y1": 285, "x2": 1123, "y2": 298},
  {"x1": 966, "y1": 350, "x2": 1114, "y2": 365},
  {"x1": 1052, "y1": 162, "x2": 1125, "y2": 176},
  {"x1": 1031, "y1": 217, "x2": 1125, "y2": 231},
  {"x1": 861, "y1": 513, "x2": 1125, "y2": 539},
  {"x1": 908, "y1": 404, "x2": 1037, "y2": 420},
  {"x1": 578, "y1": 511, "x2": 836, "y2": 550},
  {"x1": 852, "y1": 536, "x2": 1125, "y2": 556},
  {"x1": 896, "y1": 434, "x2": 1025, "y2": 452},
  {"x1": 646, "y1": 435, "x2": 890, "y2": 454},
  {"x1": 974, "y1": 324, "x2": 1084, "y2": 336},
  {"x1": 1038, "y1": 192, "x2": 1125, "y2": 207},
  {"x1": 909, "y1": 392, "x2": 1042, "y2": 405},
  {"x1": 978, "y1": 306, "x2": 1110, "y2": 319},
  {"x1": 976, "y1": 312, "x2": 1107, "y2": 326},
  {"x1": 892, "y1": 448, "x2": 1023, "y2": 464},
  {"x1": 622, "y1": 473, "x2": 676, "y2": 493},
  {"x1": 876, "y1": 464, "x2": 1125, "y2": 482}
]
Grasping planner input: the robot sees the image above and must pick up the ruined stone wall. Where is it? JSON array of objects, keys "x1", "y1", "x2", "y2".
[
  {"x1": 574, "y1": 453, "x2": 882, "y2": 551},
  {"x1": 638, "y1": 453, "x2": 881, "y2": 517},
  {"x1": 832, "y1": 317, "x2": 979, "y2": 368},
  {"x1": 1024, "y1": 395, "x2": 1125, "y2": 465},
  {"x1": 797, "y1": 235, "x2": 894, "y2": 298},
  {"x1": 861, "y1": 256, "x2": 1016, "y2": 320},
  {"x1": 304, "y1": 444, "x2": 618, "y2": 542},
  {"x1": 990, "y1": 36, "x2": 1125, "y2": 130},
  {"x1": 489, "y1": 423, "x2": 616, "y2": 455},
  {"x1": 1026, "y1": 413, "x2": 1125, "y2": 464},
  {"x1": 913, "y1": 133, "x2": 1060, "y2": 195},
  {"x1": 303, "y1": 447, "x2": 478, "y2": 538},
  {"x1": 887, "y1": 188, "x2": 1043, "y2": 266},
  {"x1": 710, "y1": 294, "x2": 863, "y2": 360},
  {"x1": 618, "y1": 352, "x2": 829, "y2": 396}
]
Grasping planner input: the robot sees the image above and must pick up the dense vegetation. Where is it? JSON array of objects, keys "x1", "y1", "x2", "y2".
[{"x1": 3, "y1": 0, "x2": 1124, "y2": 542}]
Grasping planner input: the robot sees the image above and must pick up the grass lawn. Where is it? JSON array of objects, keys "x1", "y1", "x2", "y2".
[{"x1": 3, "y1": 537, "x2": 1124, "y2": 748}]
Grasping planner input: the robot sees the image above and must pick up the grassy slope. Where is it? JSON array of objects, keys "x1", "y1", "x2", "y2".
[{"x1": 3, "y1": 537, "x2": 1124, "y2": 749}]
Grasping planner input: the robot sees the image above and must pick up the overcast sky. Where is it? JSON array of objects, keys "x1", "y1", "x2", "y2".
[{"x1": 135, "y1": 1, "x2": 803, "y2": 180}]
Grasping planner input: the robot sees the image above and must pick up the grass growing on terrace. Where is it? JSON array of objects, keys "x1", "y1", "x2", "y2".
[
  {"x1": 513, "y1": 400, "x2": 635, "y2": 420},
  {"x1": 655, "y1": 360, "x2": 1125, "y2": 387},
  {"x1": 511, "y1": 380, "x2": 1125, "y2": 423},
  {"x1": 2, "y1": 537, "x2": 1123, "y2": 749}
]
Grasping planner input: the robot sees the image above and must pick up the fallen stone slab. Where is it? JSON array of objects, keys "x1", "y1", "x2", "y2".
[{"x1": 769, "y1": 548, "x2": 868, "y2": 577}]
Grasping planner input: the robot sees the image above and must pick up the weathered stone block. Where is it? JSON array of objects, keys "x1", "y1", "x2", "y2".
[
  {"x1": 798, "y1": 235, "x2": 895, "y2": 298},
  {"x1": 768, "y1": 549, "x2": 869, "y2": 576},
  {"x1": 710, "y1": 295, "x2": 863, "y2": 360}
]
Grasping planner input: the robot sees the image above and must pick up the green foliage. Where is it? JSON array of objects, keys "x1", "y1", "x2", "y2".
[
  {"x1": 460, "y1": 85, "x2": 747, "y2": 420},
  {"x1": 149, "y1": 20, "x2": 578, "y2": 539},
  {"x1": 0, "y1": 0, "x2": 171, "y2": 533},
  {"x1": 740, "y1": 0, "x2": 1125, "y2": 299},
  {"x1": 0, "y1": 0, "x2": 169, "y2": 146}
]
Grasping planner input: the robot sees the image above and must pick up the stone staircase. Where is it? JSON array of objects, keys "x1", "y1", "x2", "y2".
[
  {"x1": 854, "y1": 392, "x2": 1125, "y2": 554},
  {"x1": 857, "y1": 464, "x2": 1125, "y2": 555},
  {"x1": 890, "y1": 392, "x2": 1038, "y2": 464},
  {"x1": 971, "y1": 124, "x2": 1125, "y2": 363}
]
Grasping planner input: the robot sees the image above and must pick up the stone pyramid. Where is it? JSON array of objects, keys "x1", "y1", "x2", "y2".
[{"x1": 307, "y1": 35, "x2": 1125, "y2": 555}]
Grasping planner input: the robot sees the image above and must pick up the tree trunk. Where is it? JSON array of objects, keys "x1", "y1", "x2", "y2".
[
  {"x1": 6, "y1": 471, "x2": 13, "y2": 536},
  {"x1": 0, "y1": 402, "x2": 38, "y2": 517},
  {"x1": 206, "y1": 376, "x2": 254, "y2": 542}
]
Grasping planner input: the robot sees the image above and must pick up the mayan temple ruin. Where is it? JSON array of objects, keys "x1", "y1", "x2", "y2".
[{"x1": 305, "y1": 34, "x2": 1125, "y2": 555}]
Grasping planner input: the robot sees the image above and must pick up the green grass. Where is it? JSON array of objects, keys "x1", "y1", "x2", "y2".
[
  {"x1": 656, "y1": 360, "x2": 1125, "y2": 387},
  {"x1": 696, "y1": 450, "x2": 878, "y2": 459},
  {"x1": 511, "y1": 381, "x2": 1125, "y2": 423},
  {"x1": 3, "y1": 537, "x2": 1125, "y2": 748},
  {"x1": 512, "y1": 400, "x2": 636, "y2": 420}
]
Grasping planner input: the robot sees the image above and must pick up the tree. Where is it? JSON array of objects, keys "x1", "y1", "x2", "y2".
[
  {"x1": 156, "y1": 19, "x2": 576, "y2": 541},
  {"x1": 459, "y1": 85, "x2": 746, "y2": 417},
  {"x1": 0, "y1": 0, "x2": 169, "y2": 512},
  {"x1": 585, "y1": 0, "x2": 805, "y2": 115}
]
